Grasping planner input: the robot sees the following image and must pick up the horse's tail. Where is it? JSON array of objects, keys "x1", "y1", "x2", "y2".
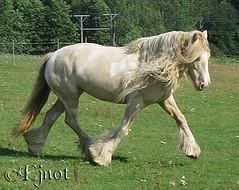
[{"x1": 15, "y1": 54, "x2": 52, "y2": 136}]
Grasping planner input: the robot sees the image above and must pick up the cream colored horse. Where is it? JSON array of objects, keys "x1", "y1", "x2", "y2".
[{"x1": 16, "y1": 30, "x2": 210, "y2": 166}]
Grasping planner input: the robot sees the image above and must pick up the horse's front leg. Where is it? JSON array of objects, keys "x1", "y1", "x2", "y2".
[
  {"x1": 159, "y1": 95, "x2": 201, "y2": 159},
  {"x1": 88, "y1": 95, "x2": 144, "y2": 166}
]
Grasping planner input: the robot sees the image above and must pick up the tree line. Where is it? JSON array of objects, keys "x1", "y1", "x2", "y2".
[{"x1": 0, "y1": 0, "x2": 238, "y2": 55}]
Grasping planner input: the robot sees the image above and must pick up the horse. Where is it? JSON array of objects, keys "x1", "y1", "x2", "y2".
[{"x1": 16, "y1": 30, "x2": 211, "y2": 166}]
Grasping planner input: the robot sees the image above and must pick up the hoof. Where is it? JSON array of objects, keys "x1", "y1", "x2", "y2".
[
  {"x1": 23, "y1": 129, "x2": 45, "y2": 156},
  {"x1": 79, "y1": 129, "x2": 121, "y2": 166},
  {"x1": 186, "y1": 154, "x2": 198, "y2": 160},
  {"x1": 178, "y1": 129, "x2": 201, "y2": 159},
  {"x1": 87, "y1": 141, "x2": 113, "y2": 166},
  {"x1": 179, "y1": 141, "x2": 201, "y2": 159},
  {"x1": 86, "y1": 137, "x2": 121, "y2": 166},
  {"x1": 28, "y1": 150, "x2": 42, "y2": 157}
]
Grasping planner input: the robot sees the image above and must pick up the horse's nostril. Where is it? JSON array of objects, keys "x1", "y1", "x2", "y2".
[{"x1": 200, "y1": 83, "x2": 205, "y2": 90}]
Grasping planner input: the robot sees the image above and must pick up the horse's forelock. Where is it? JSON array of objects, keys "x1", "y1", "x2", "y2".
[{"x1": 178, "y1": 31, "x2": 210, "y2": 64}]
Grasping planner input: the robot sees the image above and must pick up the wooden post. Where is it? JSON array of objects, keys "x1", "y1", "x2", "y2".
[
  {"x1": 57, "y1": 39, "x2": 60, "y2": 50},
  {"x1": 12, "y1": 40, "x2": 15, "y2": 65},
  {"x1": 103, "y1": 14, "x2": 118, "y2": 46}
]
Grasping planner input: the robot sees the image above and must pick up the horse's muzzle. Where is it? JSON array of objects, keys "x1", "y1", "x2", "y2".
[{"x1": 195, "y1": 80, "x2": 210, "y2": 91}]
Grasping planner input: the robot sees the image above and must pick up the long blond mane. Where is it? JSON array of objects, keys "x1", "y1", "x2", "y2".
[{"x1": 117, "y1": 30, "x2": 210, "y2": 102}]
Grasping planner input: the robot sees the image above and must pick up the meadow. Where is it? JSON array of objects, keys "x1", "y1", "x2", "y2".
[{"x1": 0, "y1": 54, "x2": 239, "y2": 189}]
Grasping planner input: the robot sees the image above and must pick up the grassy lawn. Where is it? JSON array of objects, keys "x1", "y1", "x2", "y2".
[{"x1": 0, "y1": 55, "x2": 239, "y2": 189}]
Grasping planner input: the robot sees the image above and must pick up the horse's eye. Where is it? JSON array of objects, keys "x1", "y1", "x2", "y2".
[{"x1": 195, "y1": 57, "x2": 200, "y2": 62}]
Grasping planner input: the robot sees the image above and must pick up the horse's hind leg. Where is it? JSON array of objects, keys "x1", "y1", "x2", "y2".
[
  {"x1": 24, "y1": 98, "x2": 64, "y2": 156},
  {"x1": 57, "y1": 93, "x2": 92, "y2": 161}
]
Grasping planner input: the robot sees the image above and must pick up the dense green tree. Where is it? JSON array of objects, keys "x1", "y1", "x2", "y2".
[
  {"x1": 198, "y1": 0, "x2": 239, "y2": 54},
  {"x1": 13, "y1": 0, "x2": 46, "y2": 53},
  {"x1": 110, "y1": 0, "x2": 143, "y2": 45},
  {"x1": 0, "y1": 0, "x2": 238, "y2": 55},
  {"x1": 160, "y1": 0, "x2": 199, "y2": 31},
  {"x1": 43, "y1": 0, "x2": 77, "y2": 44},
  {"x1": 215, "y1": 0, "x2": 238, "y2": 55},
  {"x1": 13, "y1": 0, "x2": 45, "y2": 41},
  {"x1": 136, "y1": 1, "x2": 166, "y2": 36},
  {"x1": 0, "y1": 0, "x2": 28, "y2": 53}
]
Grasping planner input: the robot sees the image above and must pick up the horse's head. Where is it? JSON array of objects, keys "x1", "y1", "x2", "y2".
[
  {"x1": 187, "y1": 50, "x2": 211, "y2": 91},
  {"x1": 184, "y1": 31, "x2": 211, "y2": 91}
]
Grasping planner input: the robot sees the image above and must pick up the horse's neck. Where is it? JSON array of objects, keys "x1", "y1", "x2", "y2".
[{"x1": 126, "y1": 53, "x2": 142, "y2": 69}]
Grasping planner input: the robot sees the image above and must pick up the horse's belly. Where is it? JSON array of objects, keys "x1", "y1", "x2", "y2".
[
  {"x1": 78, "y1": 79, "x2": 121, "y2": 102},
  {"x1": 76, "y1": 64, "x2": 123, "y2": 102}
]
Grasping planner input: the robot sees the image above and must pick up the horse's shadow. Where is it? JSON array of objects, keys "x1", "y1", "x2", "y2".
[
  {"x1": 0, "y1": 147, "x2": 78, "y2": 160},
  {"x1": 0, "y1": 147, "x2": 128, "y2": 163}
]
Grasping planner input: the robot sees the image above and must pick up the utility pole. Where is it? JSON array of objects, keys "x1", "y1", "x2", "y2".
[
  {"x1": 103, "y1": 14, "x2": 118, "y2": 46},
  {"x1": 74, "y1": 14, "x2": 90, "y2": 43},
  {"x1": 74, "y1": 13, "x2": 118, "y2": 45}
]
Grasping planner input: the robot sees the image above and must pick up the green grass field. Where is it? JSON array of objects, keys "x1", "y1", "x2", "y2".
[{"x1": 0, "y1": 55, "x2": 239, "y2": 190}]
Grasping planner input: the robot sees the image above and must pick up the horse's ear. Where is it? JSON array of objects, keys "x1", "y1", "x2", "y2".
[
  {"x1": 192, "y1": 33, "x2": 198, "y2": 44},
  {"x1": 202, "y1": 30, "x2": 208, "y2": 39}
]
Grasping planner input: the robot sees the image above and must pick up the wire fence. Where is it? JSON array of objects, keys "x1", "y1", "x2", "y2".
[
  {"x1": 0, "y1": 40, "x2": 238, "y2": 65},
  {"x1": 0, "y1": 40, "x2": 76, "y2": 64}
]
